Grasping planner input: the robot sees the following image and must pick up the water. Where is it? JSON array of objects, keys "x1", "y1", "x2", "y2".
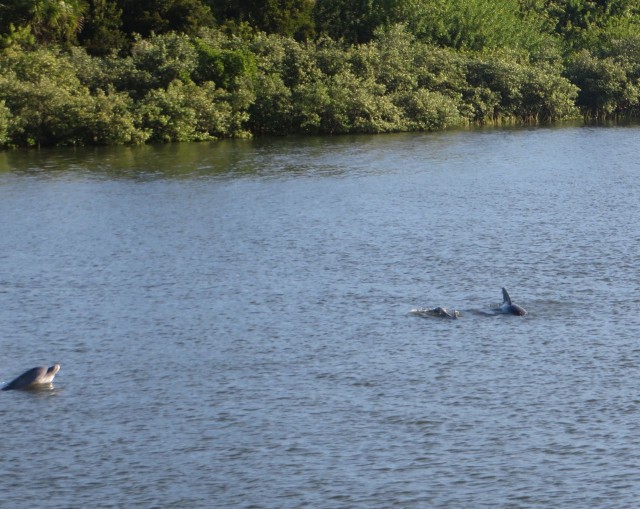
[{"x1": 1, "y1": 126, "x2": 640, "y2": 508}]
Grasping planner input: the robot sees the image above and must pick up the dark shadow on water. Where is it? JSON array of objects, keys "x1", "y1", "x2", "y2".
[
  {"x1": 0, "y1": 136, "x2": 374, "y2": 181},
  {"x1": 0, "y1": 142, "x2": 255, "y2": 181},
  {"x1": 2, "y1": 126, "x2": 601, "y2": 181}
]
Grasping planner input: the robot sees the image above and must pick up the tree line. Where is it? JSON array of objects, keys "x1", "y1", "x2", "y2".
[{"x1": 1, "y1": 0, "x2": 640, "y2": 147}]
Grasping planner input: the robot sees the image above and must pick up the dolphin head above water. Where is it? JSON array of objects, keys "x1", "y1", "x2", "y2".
[{"x1": 2, "y1": 364, "x2": 61, "y2": 391}]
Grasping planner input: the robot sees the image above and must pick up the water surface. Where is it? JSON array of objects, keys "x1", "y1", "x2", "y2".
[{"x1": 1, "y1": 126, "x2": 640, "y2": 508}]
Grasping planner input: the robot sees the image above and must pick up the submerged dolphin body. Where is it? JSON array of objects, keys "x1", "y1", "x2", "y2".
[
  {"x1": 2, "y1": 364, "x2": 61, "y2": 391},
  {"x1": 428, "y1": 306, "x2": 460, "y2": 319},
  {"x1": 499, "y1": 288, "x2": 527, "y2": 316},
  {"x1": 411, "y1": 306, "x2": 461, "y2": 319}
]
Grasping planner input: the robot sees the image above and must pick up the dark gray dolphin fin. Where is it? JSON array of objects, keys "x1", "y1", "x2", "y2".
[{"x1": 501, "y1": 287, "x2": 512, "y2": 305}]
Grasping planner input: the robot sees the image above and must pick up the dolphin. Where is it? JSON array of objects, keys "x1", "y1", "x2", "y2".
[
  {"x1": 2, "y1": 364, "x2": 61, "y2": 391},
  {"x1": 499, "y1": 288, "x2": 527, "y2": 316},
  {"x1": 429, "y1": 306, "x2": 460, "y2": 319},
  {"x1": 411, "y1": 306, "x2": 461, "y2": 319}
]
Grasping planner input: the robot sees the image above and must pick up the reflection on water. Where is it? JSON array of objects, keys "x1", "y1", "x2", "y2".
[
  {"x1": 0, "y1": 134, "x2": 391, "y2": 181},
  {"x1": 0, "y1": 127, "x2": 543, "y2": 181},
  {"x1": 1, "y1": 125, "x2": 640, "y2": 507}
]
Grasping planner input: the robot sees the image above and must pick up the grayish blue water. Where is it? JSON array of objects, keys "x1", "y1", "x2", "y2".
[{"x1": 1, "y1": 126, "x2": 640, "y2": 508}]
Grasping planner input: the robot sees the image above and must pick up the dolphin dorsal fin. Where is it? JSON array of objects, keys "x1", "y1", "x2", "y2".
[{"x1": 502, "y1": 287, "x2": 512, "y2": 305}]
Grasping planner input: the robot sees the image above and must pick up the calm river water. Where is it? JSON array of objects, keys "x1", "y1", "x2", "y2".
[{"x1": 1, "y1": 125, "x2": 640, "y2": 508}]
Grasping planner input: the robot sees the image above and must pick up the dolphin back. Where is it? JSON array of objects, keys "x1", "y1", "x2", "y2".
[
  {"x1": 2, "y1": 367, "x2": 48, "y2": 391},
  {"x1": 510, "y1": 303, "x2": 527, "y2": 316}
]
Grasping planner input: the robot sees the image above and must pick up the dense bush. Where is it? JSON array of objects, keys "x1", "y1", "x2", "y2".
[
  {"x1": 0, "y1": 22, "x2": 611, "y2": 149},
  {"x1": 139, "y1": 80, "x2": 241, "y2": 141},
  {"x1": 131, "y1": 33, "x2": 199, "y2": 91},
  {"x1": 0, "y1": 100, "x2": 10, "y2": 145},
  {"x1": 465, "y1": 51, "x2": 579, "y2": 122},
  {"x1": 4, "y1": 1, "x2": 640, "y2": 149},
  {"x1": 0, "y1": 47, "x2": 146, "y2": 146},
  {"x1": 565, "y1": 50, "x2": 640, "y2": 118}
]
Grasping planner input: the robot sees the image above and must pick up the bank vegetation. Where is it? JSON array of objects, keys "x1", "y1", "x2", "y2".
[{"x1": 1, "y1": 0, "x2": 640, "y2": 148}]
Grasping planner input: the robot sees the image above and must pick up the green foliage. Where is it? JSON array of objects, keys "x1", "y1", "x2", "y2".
[
  {"x1": 397, "y1": 0, "x2": 528, "y2": 50},
  {"x1": 77, "y1": 0, "x2": 128, "y2": 55},
  {"x1": 0, "y1": 47, "x2": 81, "y2": 145},
  {"x1": 393, "y1": 89, "x2": 463, "y2": 130},
  {"x1": 247, "y1": 73, "x2": 293, "y2": 135},
  {"x1": 565, "y1": 49, "x2": 639, "y2": 117},
  {"x1": 540, "y1": 0, "x2": 640, "y2": 50},
  {"x1": 465, "y1": 50, "x2": 579, "y2": 122},
  {"x1": 324, "y1": 70, "x2": 403, "y2": 133},
  {"x1": 208, "y1": 0, "x2": 315, "y2": 39},
  {"x1": 117, "y1": 0, "x2": 214, "y2": 37},
  {"x1": 82, "y1": 88, "x2": 149, "y2": 144},
  {"x1": 313, "y1": 0, "x2": 554, "y2": 52},
  {"x1": 192, "y1": 37, "x2": 257, "y2": 89},
  {"x1": 243, "y1": 25, "x2": 578, "y2": 134},
  {"x1": 0, "y1": 24, "x2": 36, "y2": 49},
  {"x1": 138, "y1": 79, "x2": 248, "y2": 141},
  {"x1": 520, "y1": 66, "x2": 580, "y2": 121},
  {"x1": 0, "y1": 32, "x2": 260, "y2": 147},
  {"x1": 0, "y1": 46, "x2": 146, "y2": 146},
  {"x1": 313, "y1": 0, "x2": 387, "y2": 43},
  {"x1": 608, "y1": 35, "x2": 640, "y2": 89},
  {"x1": 0, "y1": 100, "x2": 11, "y2": 147},
  {"x1": 130, "y1": 33, "x2": 199, "y2": 89},
  {"x1": 290, "y1": 80, "x2": 331, "y2": 133},
  {"x1": 2, "y1": 7, "x2": 640, "y2": 150},
  {"x1": 0, "y1": 0, "x2": 88, "y2": 47}
]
